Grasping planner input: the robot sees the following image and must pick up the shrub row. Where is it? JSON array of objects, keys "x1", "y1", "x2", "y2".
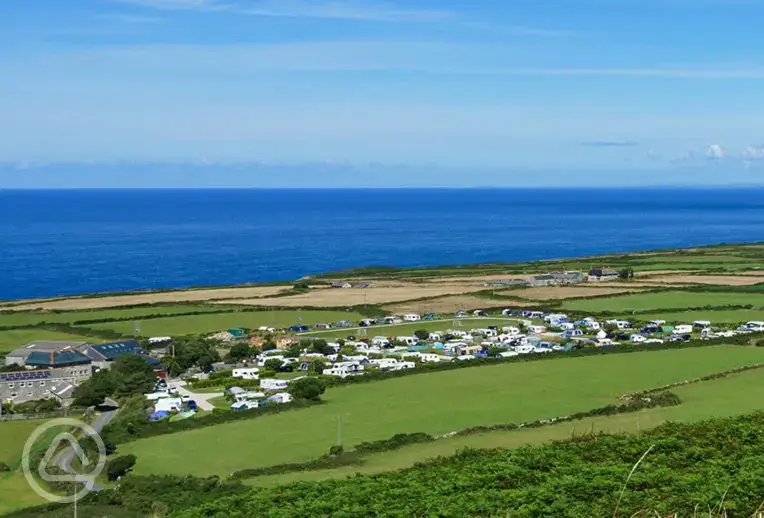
[
  {"x1": 228, "y1": 451, "x2": 363, "y2": 480},
  {"x1": 187, "y1": 377, "x2": 261, "y2": 390},
  {"x1": 354, "y1": 432, "x2": 436, "y2": 454},
  {"x1": 104, "y1": 398, "x2": 323, "y2": 446}
]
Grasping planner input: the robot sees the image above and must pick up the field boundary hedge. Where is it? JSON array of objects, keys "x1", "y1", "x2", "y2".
[{"x1": 620, "y1": 362, "x2": 764, "y2": 399}]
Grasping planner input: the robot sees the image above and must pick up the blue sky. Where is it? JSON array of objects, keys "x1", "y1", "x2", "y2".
[{"x1": 2, "y1": 0, "x2": 764, "y2": 187}]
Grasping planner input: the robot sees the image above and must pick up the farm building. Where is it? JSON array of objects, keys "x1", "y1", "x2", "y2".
[{"x1": 588, "y1": 268, "x2": 619, "y2": 282}]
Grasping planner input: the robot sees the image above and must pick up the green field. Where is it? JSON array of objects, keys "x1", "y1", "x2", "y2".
[
  {"x1": 0, "y1": 474, "x2": 46, "y2": 515},
  {"x1": 246, "y1": 365, "x2": 764, "y2": 487},
  {"x1": 0, "y1": 304, "x2": 235, "y2": 329},
  {"x1": 119, "y1": 346, "x2": 764, "y2": 477},
  {"x1": 631, "y1": 308, "x2": 764, "y2": 324},
  {"x1": 84, "y1": 310, "x2": 368, "y2": 337},
  {"x1": 0, "y1": 329, "x2": 101, "y2": 358},
  {"x1": 301, "y1": 317, "x2": 523, "y2": 339},
  {"x1": 0, "y1": 418, "x2": 50, "y2": 464},
  {"x1": 561, "y1": 290, "x2": 764, "y2": 313}
]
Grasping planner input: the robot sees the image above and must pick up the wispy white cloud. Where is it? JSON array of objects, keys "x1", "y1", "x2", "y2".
[
  {"x1": 115, "y1": 0, "x2": 453, "y2": 22},
  {"x1": 743, "y1": 145, "x2": 764, "y2": 160}
]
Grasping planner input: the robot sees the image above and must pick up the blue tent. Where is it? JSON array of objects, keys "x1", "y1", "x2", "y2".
[{"x1": 149, "y1": 411, "x2": 170, "y2": 421}]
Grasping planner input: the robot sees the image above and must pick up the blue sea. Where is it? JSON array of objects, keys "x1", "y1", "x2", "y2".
[{"x1": 2, "y1": 188, "x2": 764, "y2": 301}]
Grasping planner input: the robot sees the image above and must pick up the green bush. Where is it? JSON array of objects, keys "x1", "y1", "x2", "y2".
[
  {"x1": 0, "y1": 462, "x2": 10, "y2": 472},
  {"x1": 106, "y1": 455, "x2": 137, "y2": 481}
]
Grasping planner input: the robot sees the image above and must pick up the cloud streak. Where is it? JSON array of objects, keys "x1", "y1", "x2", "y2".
[
  {"x1": 581, "y1": 141, "x2": 639, "y2": 147},
  {"x1": 115, "y1": 0, "x2": 454, "y2": 22}
]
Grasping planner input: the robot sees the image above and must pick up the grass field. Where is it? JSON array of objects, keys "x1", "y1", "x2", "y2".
[
  {"x1": 119, "y1": 346, "x2": 764, "y2": 477},
  {"x1": 301, "y1": 317, "x2": 522, "y2": 339},
  {"x1": 246, "y1": 365, "x2": 764, "y2": 487},
  {"x1": 83, "y1": 310, "x2": 368, "y2": 337},
  {"x1": 0, "y1": 418, "x2": 50, "y2": 464},
  {"x1": 0, "y1": 474, "x2": 47, "y2": 515},
  {"x1": 631, "y1": 308, "x2": 764, "y2": 324},
  {"x1": 0, "y1": 329, "x2": 101, "y2": 358},
  {"x1": 0, "y1": 304, "x2": 235, "y2": 329},
  {"x1": 561, "y1": 290, "x2": 764, "y2": 313}
]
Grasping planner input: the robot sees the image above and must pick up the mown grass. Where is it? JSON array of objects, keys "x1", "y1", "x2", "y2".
[
  {"x1": 0, "y1": 304, "x2": 237, "y2": 329},
  {"x1": 0, "y1": 418, "x2": 50, "y2": 464},
  {"x1": 83, "y1": 310, "x2": 368, "y2": 337},
  {"x1": 0, "y1": 329, "x2": 100, "y2": 359},
  {"x1": 561, "y1": 291, "x2": 764, "y2": 313},
  {"x1": 245, "y1": 365, "x2": 764, "y2": 487},
  {"x1": 118, "y1": 346, "x2": 764, "y2": 477}
]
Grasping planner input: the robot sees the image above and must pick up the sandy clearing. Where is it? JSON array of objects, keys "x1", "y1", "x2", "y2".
[
  {"x1": 634, "y1": 270, "x2": 703, "y2": 277},
  {"x1": 734, "y1": 270, "x2": 764, "y2": 276},
  {"x1": 3, "y1": 287, "x2": 290, "y2": 311},
  {"x1": 384, "y1": 296, "x2": 513, "y2": 314},
  {"x1": 214, "y1": 285, "x2": 491, "y2": 308},
  {"x1": 638, "y1": 275, "x2": 764, "y2": 286},
  {"x1": 510, "y1": 286, "x2": 649, "y2": 301}
]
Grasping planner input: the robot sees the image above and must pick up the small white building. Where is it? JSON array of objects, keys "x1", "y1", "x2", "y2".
[
  {"x1": 232, "y1": 367, "x2": 260, "y2": 380},
  {"x1": 260, "y1": 378, "x2": 289, "y2": 391}
]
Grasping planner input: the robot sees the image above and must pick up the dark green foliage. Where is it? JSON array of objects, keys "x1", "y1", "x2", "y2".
[
  {"x1": 0, "y1": 461, "x2": 10, "y2": 472},
  {"x1": 165, "y1": 338, "x2": 221, "y2": 376},
  {"x1": 226, "y1": 343, "x2": 252, "y2": 363},
  {"x1": 309, "y1": 339, "x2": 333, "y2": 356},
  {"x1": 3, "y1": 398, "x2": 61, "y2": 414},
  {"x1": 171, "y1": 412, "x2": 764, "y2": 518},
  {"x1": 72, "y1": 354, "x2": 156, "y2": 407},
  {"x1": 354, "y1": 432, "x2": 435, "y2": 454},
  {"x1": 287, "y1": 377, "x2": 326, "y2": 401},
  {"x1": 414, "y1": 329, "x2": 430, "y2": 340},
  {"x1": 187, "y1": 377, "x2": 261, "y2": 390},
  {"x1": 263, "y1": 358, "x2": 284, "y2": 371},
  {"x1": 228, "y1": 451, "x2": 362, "y2": 481},
  {"x1": 106, "y1": 454, "x2": 137, "y2": 481}
]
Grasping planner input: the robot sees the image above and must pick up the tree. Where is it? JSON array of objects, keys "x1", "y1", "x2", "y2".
[
  {"x1": 261, "y1": 341, "x2": 277, "y2": 352},
  {"x1": 112, "y1": 355, "x2": 157, "y2": 399},
  {"x1": 619, "y1": 268, "x2": 634, "y2": 280},
  {"x1": 288, "y1": 377, "x2": 326, "y2": 401},
  {"x1": 310, "y1": 339, "x2": 333, "y2": 356},
  {"x1": 307, "y1": 360, "x2": 327, "y2": 374},
  {"x1": 339, "y1": 345, "x2": 356, "y2": 356},
  {"x1": 227, "y1": 343, "x2": 252, "y2": 363},
  {"x1": 414, "y1": 329, "x2": 430, "y2": 340},
  {"x1": 72, "y1": 369, "x2": 117, "y2": 407},
  {"x1": 106, "y1": 454, "x2": 137, "y2": 481},
  {"x1": 263, "y1": 358, "x2": 284, "y2": 371}
]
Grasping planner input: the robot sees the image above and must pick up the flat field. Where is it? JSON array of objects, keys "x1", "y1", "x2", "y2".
[
  {"x1": 0, "y1": 474, "x2": 46, "y2": 515},
  {"x1": 561, "y1": 290, "x2": 764, "y2": 313},
  {"x1": 0, "y1": 418, "x2": 50, "y2": 464},
  {"x1": 85, "y1": 310, "x2": 368, "y2": 337},
  {"x1": 383, "y1": 296, "x2": 514, "y2": 315},
  {"x1": 0, "y1": 304, "x2": 234, "y2": 329},
  {"x1": 511, "y1": 286, "x2": 648, "y2": 301},
  {"x1": 246, "y1": 365, "x2": 764, "y2": 487},
  {"x1": 120, "y1": 346, "x2": 764, "y2": 477},
  {"x1": 640, "y1": 275, "x2": 764, "y2": 286},
  {"x1": 2, "y1": 286, "x2": 288, "y2": 311},
  {"x1": 214, "y1": 285, "x2": 491, "y2": 308}
]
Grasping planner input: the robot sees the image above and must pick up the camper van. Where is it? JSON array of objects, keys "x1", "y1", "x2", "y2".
[
  {"x1": 403, "y1": 313, "x2": 421, "y2": 322},
  {"x1": 396, "y1": 336, "x2": 419, "y2": 346},
  {"x1": 674, "y1": 325, "x2": 693, "y2": 334}
]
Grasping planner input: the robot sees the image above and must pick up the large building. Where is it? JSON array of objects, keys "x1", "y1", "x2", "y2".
[
  {"x1": 0, "y1": 364, "x2": 92, "y2": 406},
  {"x1": 5, "y1": 341, "x2": 89, "y2": 367}
]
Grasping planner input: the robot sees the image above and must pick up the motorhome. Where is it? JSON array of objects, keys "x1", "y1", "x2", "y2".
[
  {"x1": 740, "y1": 321, "x2": 764, "y2": 332},
  {"x1": 396, "y1": 336, "x2": 419, "y2": 346},
  {"x1": 515, "y1": 344, "x2": 535, "y2": 354},
  {"x1": 403, "y1": 313, "x2": 421, "y2": 322},
  {"x1": 674, "y1": 325, "x2": 693, "y2": 334},
  {"x1": 528, "y1": 325, "x2": 547, "y2": 334},
  {"x1": 502, "y1": 326, "x2": 520, "y2": 335},
  {"x1": 232, "y1": 367, "x2": 260, "y2": 380},
  {"x1": 692, "y1": 320, "x2": 712, "y2": 328}
]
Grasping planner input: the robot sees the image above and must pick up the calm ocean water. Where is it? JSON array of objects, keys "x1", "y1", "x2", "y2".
[{"x1": 1, "y1": 188, "x2": 764, "y2": 301}]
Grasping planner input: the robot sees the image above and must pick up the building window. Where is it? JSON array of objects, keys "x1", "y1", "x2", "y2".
[
  {"x1": 28, "y1": 391, "x2": 33, "y2": 397},
  {"x1": 39, "y1": 381, "x2": 45, "y2": 386},
  {"x1": 7, "y1": 383, "x2": 13, "y2": 389},
  {"x1": 10, "y1": 393, "x2": 17, "y2": 398},
  {"x1": 19, "y1": 382, "x2": 25, "y2": 388}
]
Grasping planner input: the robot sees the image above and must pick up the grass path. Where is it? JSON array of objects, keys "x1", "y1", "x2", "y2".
[{"x1": 120, "y1": 345, "x2": 764, "y2": 477}]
